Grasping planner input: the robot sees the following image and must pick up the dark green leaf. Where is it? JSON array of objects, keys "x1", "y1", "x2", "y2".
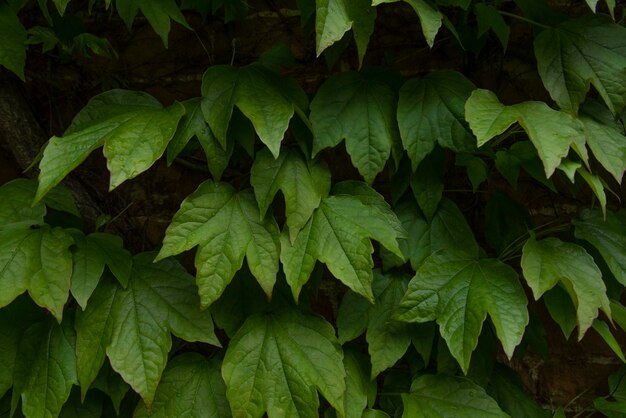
[
  {"x1": 373, "y1": 0, "x2": 442, "y2": 47},
  {"x1": 116, "y1": 0, "x2": 190, "y2": 46},
  {"x1": 410, "y1": 147, "x2": 444, "y2": 220},
  {"x1": 488, "y1": 364, "x2": 550, "y2": 418},
  {"x1": 0, "y1": 4, "x2": 26, "y2": 80}
]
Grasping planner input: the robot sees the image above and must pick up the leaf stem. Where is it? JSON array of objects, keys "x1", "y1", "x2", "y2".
[{"x1": 498, "y1": 11, "x2": 552, "y2": 29}]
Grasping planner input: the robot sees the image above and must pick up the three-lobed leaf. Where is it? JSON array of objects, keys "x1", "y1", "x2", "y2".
[
  {"x1": 222, "y1": 308, "x2": 345, "y2": 418},
  {"x1": 157, "y1": 180, "x2": 280, "y2": 308},
  {"x1": 36, "y1": 89, "x2": 185, "y2": 200},
  {"x1": 521, "y1": 235, "x2": 611, "y2": 339},
  {"x1": 397, "y1": 251, "x2": 528, "y2": 373}
]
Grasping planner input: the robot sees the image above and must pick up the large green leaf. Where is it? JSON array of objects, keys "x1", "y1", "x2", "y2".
[
  {"x1": 534, "y1": 15, "x2": 626, "y2": 114},
  {"x1": 310, "y1": 71, "x2": 399, "y2": 184},
  {"x1": 0, "y1": 4, "x2": 26, "y2": 80},
  {"x1": 12, "y1": 317, "x2": 77, "y2": 418},
  {"x1": 579, "y1": 101, "x2": 626, "y2": 183},
  {"x1": 397, "y1": 71, "x2": 475, "y2": 169},
  {"x1": 281, "y1": 183, "x2": 405, "y2": 302},
  {"x1": 465, "y1": 89, "x2": 585, "y2": 177},
  {"x1": 0, "y1": 224, "x2": 73, "y2": 321},
  {"x1": 222, "y1": 308, "x2": 345, "y2": 418},
  {"x1": 201, "y1": 64, "x2": 307, "y2": 157},
  {"x1": 69, "y1": 231, "x2": 132, "y2": 309},
  {"x1": 251, "y1": 148, "x2": 331, "y2": 241},
  {"x1": 373, "y1": 0, "x2": 442, "y2": 48},
  {"x1": 134, "y1": 353, "x2": 230, "y2": 417},
  {"x1": 402, "y1": 374, "x2": 508, "y2": 417},
  {"x1": 75, "y1": 255, "x2": 219, "y2": 405},
  {"x1": 397, "y1": 251, "x2": 528, "y2": 373},
  {"x1": 338, "y1": 272, "x2": 415, "y2": 378},
  {"x1": 115, "y1": 0, "x2": 190, "y2": 46},
  {"x1": 315, "y1": 0, "x2": 376, "y2": 65},
  {"x1": 574, "y1": 209, "x2": 626, "y2": 287},
  {"x1": 521, "y1": 235, "x2": 611, "y2": 339},
  {"x1": 157, "y1": 181, "x2": 280, "y2": 308},
  {"x1": 36, "y1": 89, "x2": 185, "y2": 200}
]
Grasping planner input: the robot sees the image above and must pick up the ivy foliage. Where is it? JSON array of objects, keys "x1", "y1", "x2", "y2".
[{"x1": 0, "y1": 0, "x2": 626, "y2": 417}]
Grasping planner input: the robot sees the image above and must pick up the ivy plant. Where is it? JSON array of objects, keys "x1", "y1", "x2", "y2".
[{"x1": 0, "y1": 0, "x2": 625, "y2": 417}]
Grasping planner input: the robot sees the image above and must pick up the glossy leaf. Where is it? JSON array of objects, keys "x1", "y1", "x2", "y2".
[
  {"x1": 0, "y1": 4, "x2": 26, "y2": 79},
  {"x1": 398, "y1": 71, "x2": 475, "y2": 169},
  {"x1": 222, "y1": 308, "x2": 345, "y2": 418},
  {"x1": 373, "y1": 0, "x2": 442, "y2": 48},
  {"x1": 201, "y1": 64, "x2": 307, "y2": 157},
  {"x1": 12, "y1": 318, "x2": 77, "y2": 418},
  {"x1": 116, "y1": 0, "x2": 190, "y2": 46},
  {"x1": 534, "y1": 15, "x2": 626, "y2": 114},
  {"x1": 36, "y1": 89, "x2": 185, "y2": 200},
  {"x1": 521, "y1": 235, "x2": 611, "y2": 339},
  {"x1": 251, "y1": 148, "x2": 331, "y2": 241},
  {"x1": 574, "y1": 209, "x2": 626, "y2": 286},
  {"x1": 134, "y1": 353, "x2": 230, "y2": 418},
  {"x1": 315, "y1": 0, "x2": 376, "y2": 65},
  {"x1": 281, "y1": 183, "x2": 405, "y2": 302},
  {"x1": 397, "y1": 251, "x2": 528, "y2": 373},
  {"x1": 310, "y1": 71, "x2": 400, "y2": 184},
  {"x1": 157, "y1": 181, "x2": 280, "y2": 307},
  {"x1": 402, "y1": 374, "x2": 508, "y2": 417},
  {"x1": 465, "y1": 89, "x2": 585, "y2": 177},
  {"x1": 75, "y1": 255, "x2": 219, "y2": 404},
  {"x1": 0, "y1": 224, "x2": 73, "y2": 321}
]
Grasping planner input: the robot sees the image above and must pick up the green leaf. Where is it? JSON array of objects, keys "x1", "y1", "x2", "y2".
[
  {"x1": 251, "y1": 148, "x2": 331, "y2": 241},
  {"x1": 116, "y1": 0, "x2": 190, "y2": 46},
  {"x1": 410, "y1": 148, "x2": 444, "y2": 220},
  {"x1": 574, "y1": 209, "x2": 626, "y2": 287},
  {"x1": 521, "y1": 235, "x2": 611, "y2": 339},
  {"x1": 373, "y1": 0, "x2": 442, "y2": 48},
  {"x1": 12, "y1": 317, "x2": 77, "y2": 418},
  {"x1": 315, "y1": 0, "x2": 376, "y2": 65},
  {"x1": 398, "y1": 71, "x2": 476, "y2": 169},
  {"x1": 465, "y1": 89, "x2": 585, "y2": 177},
  {"x1": 36, "y1": 89, "x2": 185, "y2": 200},
  {"x1": 58, "y1": 389, "x2": 103, "y2": 418},
  {"x1": 488, "y1": 364, "x2": 550, "y2": 418},
  {"x1": 485, "y1": 190, "x2": 532, "y2": 255},
  {"x1": 281, "y1": 184, "x2": 404, "y2": 302},
  {"x1": 310, "y1": 71, "x2": 399, "y2": 184},
  {"x1": 0, "y1": 179, "x2": 46, "y2": 227},
  {"x1": 576, "y1": 166, "x2": 607, "y2": 217},
  {"x1": 495, "y1": 141, "x2": 556, "y2": 191},
  {"x1": 201, "y1": 64, "x2": 307, "y2": 157},
  {"x1": 474, "y1": 3, "x2": 510, "y2": 50},
  {"x1": 592, "y1": 320, "x2": 626, "y2": 363},
  {"x1": 0, "y1": 4, "x2": 26, "y2": 80},
  {"x1": 342, "y1": 348, "x2": 376, "y2": 418},
  {"x1": 338, "y1": 272, "x2": 415, "y2": 378},
  {"x1": 69, "y1": 231, "x2": 132, "y2": 309},
  {"x1": 157, "y1": 181, "x2": 280, "y2": 307},
  {"x1": 0, "y1": 225, "x2": 73, "y2": 321},
  {"x1": 402, "y1": 374, "x2": 508, "y2": 417},
  {"x1": 579, "y1": 101, "x2": 626, "y2": 183},
  {"x1": 75, "y1": 255, "x2": 219, "y2": 404},
  {"x1": 134, "y1": 353, "x2": 230, "y2": 417},
  {"x1": 534, "y1": 15, "x2": 626, "y2": 114},
  {"x1": 222, "y1": 308, "x2": 345, "y2": 418},
  {"x1": 397, "y1": 251, "x2": 528, "y2": 373},
  {"x1": 543, "y1": 285, "x2": 577, "y2": 339},
  {"x1": 90, "y1": 363, "x2": 129, "y2": 414},
  {"x1": 456, "y1": 153, "x2": 489, "y2": 192},
  {"x1": 594, "y1": 398, "x2": 626, "y2": 417}
]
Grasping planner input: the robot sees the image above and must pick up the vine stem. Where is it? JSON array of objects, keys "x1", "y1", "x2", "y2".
[{"x1": 498, "y1": 10, "x2": 552, "y2": 29}]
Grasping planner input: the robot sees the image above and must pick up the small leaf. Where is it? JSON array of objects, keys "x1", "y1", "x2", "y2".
[
  {"x1": 158, "y1": 181, "x2": 280, "y2": 307},
  {"x1": 201, "y1": 64, "x2": 307, "y2": 157},
  {"x1": 521, "y1": 235, "x2": 611, "y2": 339},
  {"x1": 116, "y1": 0, "x2": 190, "y2": 46},
  {"x1": 36, "y1": 89, "x2": 185, "y2": 200},
  {"x1": 281, "y1": 184, "x2": 405, "y2": 302},
  {"x1": 134, "y1": 353, "x2": 230, "y2": 418},
  {"x1": 0, "y1": 225, "x2": 73, "y2": 321},
  {"x1": 574, "y1": 209, "x2": 626, "y2": 287},
  {"x1": 0, "y1": 4, "x2": 26, "y2": 80},
  {"x1": 222, "y1": 308, "x2": 345, "y2": 418},
  {"x1": 576, "y1": 166, "x2": 607, "y2": 217},
  {"x1": 75, "y1": 255, "x2": 219, "y2": 404},
  {"x1": 251, "y1": 148, "x2": 331, "y2": 241},
  {"x1": 397, "y1": 251, "x2": 528, "y2": 373},
  {"x1": 402, "y1": 374, "x2": 508, "y2": 417},
  {"x1": 465, "y1": 89, "x2": 585, "y2": 177},
  {"x1": 543, "y1": 285, "x2": 577, "y2": 339},
  {"x1": 311, "y1": 71, "x2": 400, "y2": 184},
  {"x1": 474, "y1": 3, "x2": 510, "y2": 50},
  {"x1": 592, "y1": 320, "x2": 626, "y2": 363},
  {"x1": 315, "y1": 0, "x2": 376, "y2": 65},
  {"x1": 373, "y1": 0, "x2": 442, "y2": 48},
  {"x1": 398, "y1": 71, "x2": 475, "y2": 169},
  {"x1": 534, "y1": 15, "x2": 626, "y2": 114}
]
